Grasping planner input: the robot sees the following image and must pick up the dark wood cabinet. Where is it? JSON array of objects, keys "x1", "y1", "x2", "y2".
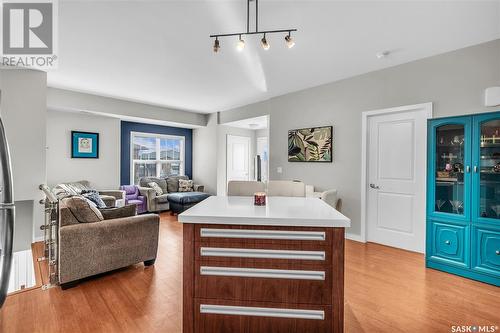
[{"x1": 183, "y1": 224, "x2": 345, "y2": 333}]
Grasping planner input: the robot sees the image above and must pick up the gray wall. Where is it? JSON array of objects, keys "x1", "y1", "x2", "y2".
[
  {"x1": 193, "y1": 113, "x2": 218, "y2": 194},
  {"x1": 0, "y1": 69, "x2": 47, "y2": 240},
  {"x1": 46, "y1": 110, "x2": 121, "y2": 189},
  {"x1": 219, "y1": 39, "x2": 500, "y2": 238},
  {"x1": 47, "y1": 87, "x2": 208, "y2": 128}
]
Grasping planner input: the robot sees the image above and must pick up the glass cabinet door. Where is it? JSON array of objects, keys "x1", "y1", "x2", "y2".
[
  {"x1": 435, "y1": 125, "x2": 466, "y2": 214},
  {"x1": 429, "y1": 117, "x2": 471, "y2": 221},
  {"x1": 473, "y1": 115, "x2": 500, "y2": 223}
]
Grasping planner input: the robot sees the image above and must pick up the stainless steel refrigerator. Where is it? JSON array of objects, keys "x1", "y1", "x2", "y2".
[{"x1": 0, "y1": 118, "x2": 14, "y2": 308}]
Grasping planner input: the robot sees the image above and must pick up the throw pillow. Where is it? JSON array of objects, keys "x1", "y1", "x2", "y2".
[
  {"x1": 61, "y1": 196, "x2": 104, "y2": 223},
  {"x1": 81, "y1": 189, "x2": 107, "y2": 209},
  {"x1": 148, "y1": 182, "x2": 163, "y2": 196},
  {"x1": 178, "y1": 179, "x2": 194, "y2": 192}
]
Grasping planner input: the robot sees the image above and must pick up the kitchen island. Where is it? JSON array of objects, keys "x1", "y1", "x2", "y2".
[{"x1": 178, "y1": 196, "x2": 350, "y2": 333}]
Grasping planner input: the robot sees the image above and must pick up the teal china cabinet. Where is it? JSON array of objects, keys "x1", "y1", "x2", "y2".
[{"x1": 427, "y1": 111, "x2": 500, "y2": 286}]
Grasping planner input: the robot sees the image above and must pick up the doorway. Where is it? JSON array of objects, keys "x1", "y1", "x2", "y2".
[{"x1": 361, "y1": 103, "x2": 432, "y2": 253}]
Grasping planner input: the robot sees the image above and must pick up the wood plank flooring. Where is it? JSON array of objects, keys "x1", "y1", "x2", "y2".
[{"x1": 0, "y1": 213, "x2": 498, "y2": 332}]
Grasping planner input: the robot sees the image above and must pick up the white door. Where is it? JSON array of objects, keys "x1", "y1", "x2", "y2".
[
  {"x1": 227, "y1": 135, "x2": 251, "y2": 182},
  {"x1": 366, "y1": 105, "x2": 430, "y2": 253},
  {"x1": 256, "y1": 136, "x2": 268, "y2": 182}
]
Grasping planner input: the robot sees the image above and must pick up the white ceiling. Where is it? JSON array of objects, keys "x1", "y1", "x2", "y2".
[
  {"x1": 225, "y1": 115, "x2": 269, "y2": 130},
  {"x1": 49, "y1": 1, "x2": 500, "y2": 113}
]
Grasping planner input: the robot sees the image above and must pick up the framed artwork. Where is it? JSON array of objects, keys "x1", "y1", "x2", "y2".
[
  {"x1": 288, "y1": 126, "x2": 332, "y2": 162},
  {"x1": 71, "y1": 131, "x2": 99, "y2": 158}
]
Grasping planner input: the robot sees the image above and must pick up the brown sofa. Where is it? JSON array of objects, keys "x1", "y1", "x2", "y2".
[
  {"x1": 53, "y1": 180, "x2": 125, "y2": 207},
  {"x1": 58, "y1": 200, "x2": 160, "y2": 289}
]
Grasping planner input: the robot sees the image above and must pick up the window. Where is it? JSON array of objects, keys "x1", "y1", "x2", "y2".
[{"x1": 131, "y1": 132, "x2": 185, "y2": 185}]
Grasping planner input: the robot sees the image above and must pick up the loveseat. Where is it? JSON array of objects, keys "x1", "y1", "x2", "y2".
[
  {"x1": 138, "y1": 176, "x2": 208, "y2": 213},
  {"x1": 58, "y1": 198, "x2": 159, "y2": 289}
]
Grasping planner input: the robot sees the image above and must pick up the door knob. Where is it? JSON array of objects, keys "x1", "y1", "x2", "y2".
[
  {"x1": 369, "y1": 184, "x2": 380, "y2": 189},
  {"x1": 445, "y1": 240, "x2": 451, "y2": 245}
]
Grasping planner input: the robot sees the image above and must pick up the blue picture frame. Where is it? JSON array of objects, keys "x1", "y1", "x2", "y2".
[{"x1": 71, "y1": 131, "x2": 99, "y2": 158}]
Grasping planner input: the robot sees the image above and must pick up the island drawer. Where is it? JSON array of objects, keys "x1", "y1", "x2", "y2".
[
  {"x1": 194, "y1": 298, "x2": 335, "y2": 333},
  {"x1": 194, "y1": 261, "x2": 334, "y2": 305},
  {"x1": 194, "y1": 242, "x2": 333, "y2": 267},
  {"x1": 195, "y1": 225, "x2": 333, "y2": 245}
]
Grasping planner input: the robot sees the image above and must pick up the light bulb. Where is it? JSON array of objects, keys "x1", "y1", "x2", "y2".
[
  {"x1": 213, "y1": 38, "x2": 220, "y2": 53},
  {"x1": 236, "y1": 36, "x2": 245, "y2": 51},
  {"x1": 261, "y1": 35, "x2": 270, "y2": 50},
  {"x1": 285, "y1": 34, "x2": 295, "y2": 48}
]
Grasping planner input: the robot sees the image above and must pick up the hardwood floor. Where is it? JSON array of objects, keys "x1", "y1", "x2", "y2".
[{"x1": 1, "y1": 213, "x2": 498, "y2": 332}]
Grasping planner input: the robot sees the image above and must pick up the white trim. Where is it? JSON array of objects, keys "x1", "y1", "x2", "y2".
[
  {"x1": 200, "y1": 266, "x2": 325, "y2": 280},
  {"x1": 200, "y1": 304, "x2": 325, "y2": 320},
  {"x1": 200, "y1": 247, "x2": 325, "y2": 260},
  {"x1": 345, "y1": 233, "x2": 364, "y2": 243},
  {"x1": 200, "y1": 228, "x2": 326, "y2": 241},
  {"x1": 360, "y1": 102, "x2": 433, "y2": 245}
]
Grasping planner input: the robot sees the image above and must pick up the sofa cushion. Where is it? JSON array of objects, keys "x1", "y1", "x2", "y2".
[
  {"x1": 148, "y1": 182, "x2": 164, "y2": 196},
  {"x1": 140, "y1": 177, "x2": 167, "y2": 193},
  {"x1": 99, "y1": 205, "x2": 137, "y2": 220},
  {"x1": 100, "y1": 195, "x2": 116, "y2": 207},
  {"x1": 178, "y1": 179, "x2": 194, "y2": 192},
  {"x1": 167, "y1": 192, "x2": 210, "y2": 205},
  {"x1": 61, "y1": 196, "x2": 104, "y2": 223},
  {"x1": 166, "y1": 175, "x2": 188, "y2": 193},
  {"x1": 155, "y1": 194, "x2": 170, "y2": 204}
]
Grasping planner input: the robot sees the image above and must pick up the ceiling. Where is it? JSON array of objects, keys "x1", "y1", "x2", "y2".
[
  {"x1": 224, "y1": 115, "x2": 269, "y2": 130},
  {"x1": 49, "y1": 1, "x2": 500, "y2": 113}
]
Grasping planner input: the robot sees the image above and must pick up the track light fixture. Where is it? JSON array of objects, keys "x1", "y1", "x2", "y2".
[
  {"x1": 210, "y1": 0, "x2": 297, "y2": 53},
  {"x1": 285, "y1": 33, "x2": 295, "y2": 49},
  {"x1": 237, "y1": 35, "x2": 245, "y2": 51},
  {"x1": 261, "y1": 34, "x2": 270, "y2": 50},
  {"x1": 213, "y1": 38, "x2": 220, "y2": 53}
]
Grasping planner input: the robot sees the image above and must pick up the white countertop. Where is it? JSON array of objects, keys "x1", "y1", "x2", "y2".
[{"x1": 178, "y1": 196, "x2": 350, "y2": 228}]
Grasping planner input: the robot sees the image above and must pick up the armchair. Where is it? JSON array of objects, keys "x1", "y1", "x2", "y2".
[{"x1": 120, "y1": 185, "x2": 147, "y2": 214}]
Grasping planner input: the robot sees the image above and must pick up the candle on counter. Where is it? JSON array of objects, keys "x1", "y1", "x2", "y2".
[{"x1": 254, "y1": 192, "x2": 266, "y2": 206}]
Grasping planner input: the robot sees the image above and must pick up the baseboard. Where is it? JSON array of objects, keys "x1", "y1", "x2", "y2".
[
  {"x1": 33, "y1": 236, "x2": 44, "y2": 243},
  {"x1": 345, "y1": 233, "x2": 365, "y2": 243}
]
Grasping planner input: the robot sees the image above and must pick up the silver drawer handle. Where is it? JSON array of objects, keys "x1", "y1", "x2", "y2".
[
  {"x1": 200, "y1": 247, "x2": 326, "y2": 261},
  {"x1": 496, "y1": 250, "x2": 500, "y2": 255},
  {"x1": 200, "y1": 304, "x2": 325, "y2": 320},
  {"x1": 200, "y1": 266, "x2": 325, "y2": 280},
  {"x1": 445, "y1": 240, "x2": 451, "y2": 245},
  {"x1": 200, "y1": 228, "x2": 326, "y2": 241}
]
